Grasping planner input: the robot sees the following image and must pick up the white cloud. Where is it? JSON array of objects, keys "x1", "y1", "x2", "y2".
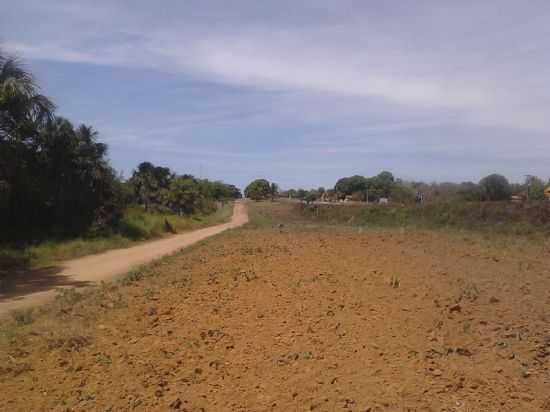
[{"x1": 186, "y1": 40, "x2": 490, "y2": 109}]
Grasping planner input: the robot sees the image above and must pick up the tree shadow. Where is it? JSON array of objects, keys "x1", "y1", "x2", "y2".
[{"x1": 0, "y1": 266, "x2": 92, "y2": 301}]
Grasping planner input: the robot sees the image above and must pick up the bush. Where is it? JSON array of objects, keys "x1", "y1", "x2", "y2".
[
  {"x1": 245, "y1": 179, "x2": 273, "y2": 200},
  {"x1": 479, "y1": 174, "x2": 511, "y2": 201},
  {"x1": 11, "y1": 308, "x2": 36, "y2": 326},
  {"x1": 122, "y1": 269, "x2": 145, "y2": 285}
]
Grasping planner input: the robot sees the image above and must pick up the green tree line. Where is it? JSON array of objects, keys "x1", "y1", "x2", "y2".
[
  {"x1": 0, "y1": 52, "x2": 240, "y2": 244},
  {"x1": 129, "y1": 161, "x2": 241, "y2": 215},
  {"x1": 266, "y1": 172, "x2": 549, "y2": 205}
]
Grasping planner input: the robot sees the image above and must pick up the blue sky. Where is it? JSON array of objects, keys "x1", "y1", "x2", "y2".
[{"x1": 3, "y1": 1, "x2": 550, "y2": 189}]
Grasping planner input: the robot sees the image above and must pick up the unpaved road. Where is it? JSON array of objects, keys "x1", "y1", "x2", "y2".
[{"x1": 0, "y1": 201, "x2": 248, "y2": 315}]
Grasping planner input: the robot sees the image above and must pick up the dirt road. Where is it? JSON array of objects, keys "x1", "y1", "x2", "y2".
[{"x1": 0, "y1": 201, "x2": 248, "y2": 315}]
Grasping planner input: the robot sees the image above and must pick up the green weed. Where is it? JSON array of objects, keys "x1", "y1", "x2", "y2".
[
  {"x1": 55, "y1": 288, "x2": 84, "y2": 306},
  {"x1": 121, "y1": 269, "x2": 145, "y2": 285}
]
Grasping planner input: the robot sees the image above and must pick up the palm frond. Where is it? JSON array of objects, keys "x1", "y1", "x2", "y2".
[
  {"x1": 0, "y1": 57, "x2": 36, "y2": 98},
  {"x1": 28, "y1": 94, "x2": 56, "y2": 122}
]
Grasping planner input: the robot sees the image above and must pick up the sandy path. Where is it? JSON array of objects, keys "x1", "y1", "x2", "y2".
[{"x1": 0, "y1": 201, "x2": 248, "y2": 315}]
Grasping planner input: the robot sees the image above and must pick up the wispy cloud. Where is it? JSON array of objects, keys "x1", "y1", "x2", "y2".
[{"x1": 187, "y1": 38, "x2": 490, "y2": 109}]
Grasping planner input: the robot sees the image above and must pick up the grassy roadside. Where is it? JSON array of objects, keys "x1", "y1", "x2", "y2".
[
  {"x1": 245, "y1": 200, "x2": 310, "y2": 228},
  {"x1": 0, "y1": 202, "x2": 234, "y2": 272},
  {"x1": 295, "y1": 200, "x2": 550, "y2": 238}
]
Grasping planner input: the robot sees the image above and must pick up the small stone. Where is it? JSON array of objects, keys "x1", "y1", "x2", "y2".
[
  {"x1": 456, "y1": 348, "x2": 472, "y2": 357},
  {"x1": 521, "y1": 393, "x2": 534, "y2": 402},
  {"x1": 449, "y1": 304, "x2": 462, "y2": 313}
]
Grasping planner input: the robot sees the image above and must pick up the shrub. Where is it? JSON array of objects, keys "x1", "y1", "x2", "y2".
[
  {"x1": 11, "y1": 308, "x2": 36, "y2": 326},
  {"x1": 122, "y1": 269, "x2": 145, "y2": 285},
  {"x1": 245, "y1": 179, "x2": 272, "y2": 200},
  {"x1": 479, "y1": 174, "x2": 511, "y2": 201}
]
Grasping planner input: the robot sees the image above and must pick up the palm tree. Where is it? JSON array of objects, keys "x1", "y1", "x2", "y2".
[
  {"x1": 0, "y1": 52, "x2": 55, "y2": 142},
  {"x1": 1, "y1": 52, "x2": 55, "y2": 238},
  {"x1": 0, "y1": 52, "x2": 125, "y2": 240}
]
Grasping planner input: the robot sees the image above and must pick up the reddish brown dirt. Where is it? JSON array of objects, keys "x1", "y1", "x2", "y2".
[{"x1": 1, "y1": 227, "x2": 549, "y2": 411}]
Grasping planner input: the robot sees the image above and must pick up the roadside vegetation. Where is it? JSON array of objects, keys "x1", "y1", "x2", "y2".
[
  {"x1": 0, "y1": 52, "x2": 240, "y2": 282},
  {"x1": 244, "y1": 170, "x2": 550, "y2": 238},
  {"x1": 298, "y1": 201, "x2": 550, "y2": 237},
  {"x1": 247, "y1": 198, "x2": 550, "y2": 239}
]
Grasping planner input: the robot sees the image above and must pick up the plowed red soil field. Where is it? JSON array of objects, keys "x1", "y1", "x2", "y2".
[{"x1": 1, "y1": 224, "x2": 549, "y2": 411}]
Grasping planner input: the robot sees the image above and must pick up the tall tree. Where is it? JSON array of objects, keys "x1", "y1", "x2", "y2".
[
  {"x1": 0, "y1": 54, "x2": 55, "y2": 143},
  {"x1": 479, "y1": 174, "x2": 511, "y2": 201},
  {"x1": 161, "y1": 177, "x2": 202, "y2": 215},
  {"x1": 1, "y1": 53, "x2": 55, "y2": 239},
  {"x1": 334, "y1": 175, "x2": 367, "y2": 198},
  {"x1": 244, "y1": 179, "x2": 272, "y2": 201},
  {"x1": 129, "y1": 162, "x2": 174, "y2": 211},
  {"x1": 367, "y1": 171, "x2": 395, "y2": 199},
  {"x1": 1, "y1": 52, "x2": 126, "y2": 240}
]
